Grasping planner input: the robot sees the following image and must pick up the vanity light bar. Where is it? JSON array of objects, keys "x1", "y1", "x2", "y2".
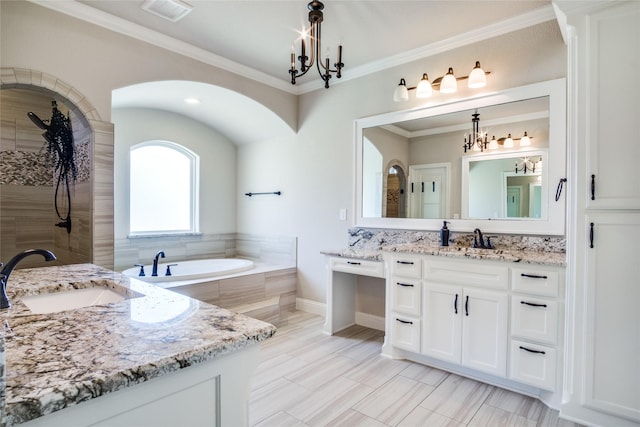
[{"x1": 394, "y1": 61, "x2": 490, "y2": 102}]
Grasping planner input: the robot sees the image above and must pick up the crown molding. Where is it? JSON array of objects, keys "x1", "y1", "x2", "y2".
[
  {"x1": 26, "y1": 0, "x2": 298, "y2": 94},
  {"x1": 26, "y1": 1, "x2": 556, "y2": 96}
]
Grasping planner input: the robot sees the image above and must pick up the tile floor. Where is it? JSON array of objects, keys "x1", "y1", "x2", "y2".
[{"x1": 249, "y1": 310, "x2": 584, "y2": 427}]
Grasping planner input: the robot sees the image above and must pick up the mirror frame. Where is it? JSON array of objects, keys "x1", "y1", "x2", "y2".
[{"x1": 354, "y1": 78, "x2": 566, "y2": 235}]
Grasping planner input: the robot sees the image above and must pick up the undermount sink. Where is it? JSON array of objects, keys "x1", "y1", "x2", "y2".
[{"x1": 21, "y1": 287, "x2": 131, "y2": 314}]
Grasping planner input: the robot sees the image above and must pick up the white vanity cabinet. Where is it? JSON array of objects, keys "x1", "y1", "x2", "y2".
[
  {"x1": 509, "y1": 266, "x2": 561, "y2": 391},
  {"x1": 388, "y1": 254, "x2": 422, "y2": 353},
  {"x1": 422, "y1": 260, "x2": 508, "y2": 377},
  {"x1": 384, "y1": 252, "x2": 565, "y2": 404}
]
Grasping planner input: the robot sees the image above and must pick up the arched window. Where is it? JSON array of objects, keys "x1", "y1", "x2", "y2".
[{"x1": 129, "y1": 141, "x2": 199, "y2": 235}]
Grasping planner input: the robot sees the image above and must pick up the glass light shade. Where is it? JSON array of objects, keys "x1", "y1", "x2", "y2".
[
  {"x1": 504, "y1": 133, "x2": 514, "y2": 148},
  {"x1": 440, "y1": 68, "x2": 457, "y2": 93},
  {"x1": 519, "y1": 131, "x2": 531, "y2": 146},
  {"x1": 467, "y1": 61, "x2": 486, "y2": 88},
  {"x1": 393, "y1": 79, "x2": 409, "y2": 102},
  {"x1": 473, "y1": 139, "x2": 482, "y2": 151},
  {"x1": 415, "y1": 74, "x2": 432, "y2": 98},
  {"x1": 488, "y1": 136, "x2": 498, "y2": 149}
]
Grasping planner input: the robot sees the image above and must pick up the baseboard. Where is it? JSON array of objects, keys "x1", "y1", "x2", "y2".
[
  {"x1": 295, "y1": 298, "x2": 326, "y2": 317},
  {"x1": 295, "y1": 299, "x2": 385, "y2": 332},
  {"x1": 355, "y1": 311, "x2": 386, "y2": 331}
]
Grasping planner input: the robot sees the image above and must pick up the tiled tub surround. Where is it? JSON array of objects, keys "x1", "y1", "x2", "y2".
[
  {"x1": 327, "y1": 228, "x2": 566, "y2": 266},
  {"x1": 116, "y1": 234, "x2": 298, "y2": 327},
  {"x1": 158, "y1": 263, "x2": 298, "y2": 327},
  {"x1": 0, "y1": 264, "x2": 276, "y2": 426}
]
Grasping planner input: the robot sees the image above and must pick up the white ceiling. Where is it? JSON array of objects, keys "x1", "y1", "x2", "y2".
[{"x1": 31, "y1": 0, "x2": 555, "y2": 144}]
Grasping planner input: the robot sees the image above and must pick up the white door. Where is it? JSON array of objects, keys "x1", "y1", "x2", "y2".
[
  {"x1": 409, "y1": 164, "x2": 449, "y2": 219},
  {"x1": 461, "y1": 288, "x2": 508, "y2": 377},
  {"x1": 506, "y1": 186, "x2": 522, "y2": 217},
  {"x1": 422, "y1": 283, "x2": 462, "y2": 364}
]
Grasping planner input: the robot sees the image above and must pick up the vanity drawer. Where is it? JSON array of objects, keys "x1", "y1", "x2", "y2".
[
  {"x1": 391, "y1": 278, "x2": 421, "y2": 316},
  {"x1": 511, "y1": 267, "x2": 559, "y2": 297},
  {"x1": 389, "y1": 255, "x2": 422, "y2": 279},
  {"x1": 511, "y1": 296, "x2": 558, "y2": 345},
  {"x1": 510, "y1": 339, "x2": 556, "y2": 391},
  {"x1": 330, "y1": 257, "x2": 384, "y2": 278},
  {"x1": 391, "y1": 313, "x2": 421, "y2": 353},
  {"x1": 425, "y1": 259, "x2": 508, "y2": 290}
]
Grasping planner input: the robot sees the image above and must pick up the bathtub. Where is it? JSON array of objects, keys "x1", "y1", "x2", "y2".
[{"x1": 122, "y1": 258, "x2": 254, "y2": 283}]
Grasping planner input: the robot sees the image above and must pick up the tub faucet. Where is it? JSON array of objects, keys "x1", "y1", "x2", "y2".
[
  {"x1": 152, "y1": 251, "x2": 165, "y2": 277},
  {"x1": 1, "y1": 249, "x2": 57, "y2": 309}
]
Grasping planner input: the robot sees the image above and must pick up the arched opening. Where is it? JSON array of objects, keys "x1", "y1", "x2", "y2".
[{"x1": 0, "y1": 68, "x2": 114, "y2": 268}]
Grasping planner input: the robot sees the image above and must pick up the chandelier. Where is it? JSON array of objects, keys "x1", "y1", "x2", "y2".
[
  {"x1": 289, "y1": 1, "x2": 344, "y2": 89},
  {"x1": 462, "y1": 110, "x2": 533, "y2": 153}
]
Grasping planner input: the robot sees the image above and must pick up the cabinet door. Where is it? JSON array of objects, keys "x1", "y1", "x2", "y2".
[
  {"x1": 584, "y1": 212, "x2": 640, "y2": 421},
  {"x1": 584, "y1": 2, "x2": 640, "y2": 210},
  {"x1": 422, "y1": 283, "x2": 462, "y2": 364},
  {"x1": 461, "y1": 288, "x2": 508, "y2": 377}
]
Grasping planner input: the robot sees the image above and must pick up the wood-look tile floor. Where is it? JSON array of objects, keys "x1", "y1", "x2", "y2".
[{"x1": 249, "y1": 311, "x2": 584, "y2": 427}]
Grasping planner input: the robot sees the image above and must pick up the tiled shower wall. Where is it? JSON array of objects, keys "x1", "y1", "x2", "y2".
[{"x1": 0, "y1": 88, "x2": 92, "y2": 268}]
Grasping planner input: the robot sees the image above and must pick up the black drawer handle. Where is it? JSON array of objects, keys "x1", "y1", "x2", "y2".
[
  {"x1": 465, "y1": 295, "x2": 469, "y2": 316},
  {"x1": 347, "y1": 261, "x2": 361, "y2": 265},
  {"x1": 396, "y1": 261, "x2": 415, "y2": 265},
  {"x1": 520, "y1": 273, "x2": 548, "y2": 279},
  {"x1": 519, "y1": 345, "x2": 546, "y2": 355},
  {"x1": 454, "y1": 293, "x2": 458, "y2": 314},
  {"x1": 396, "y1": 282, "x2": 414, "y2": 287},
  {"x1": 520, "y1": 301, "x2": 547, "y2": 308},
  {"x1": 396, "y1": 318, "x2": 413, "y2": 325},
  {"x1": 591, "y1": 174, "x2": 596, "y2": 200}
]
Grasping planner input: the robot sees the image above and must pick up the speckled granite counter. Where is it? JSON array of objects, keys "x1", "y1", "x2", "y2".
[
  {"x1": 0, "y1": 263, "x2": 276, "y2": 426},
  {"x1": 322, "y1": 244, "x2": 566, "y2": 267}
]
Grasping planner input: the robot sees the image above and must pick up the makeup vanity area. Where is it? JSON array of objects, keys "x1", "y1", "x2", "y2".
[{"x1": 324, "y1": 78, "x2": 569, "y2": 409}]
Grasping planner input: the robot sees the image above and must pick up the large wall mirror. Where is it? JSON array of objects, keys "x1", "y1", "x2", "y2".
[{"x1": 355, "y1": 79, "x2": 566, "y2": 235}]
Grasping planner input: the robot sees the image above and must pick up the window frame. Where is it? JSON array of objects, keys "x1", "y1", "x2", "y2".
[{"x1": 128, "y1": 140, "x2": 200, "y2": 237}]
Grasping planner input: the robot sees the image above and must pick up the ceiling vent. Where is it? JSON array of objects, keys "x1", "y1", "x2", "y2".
[{"x1": 141, "y1": 0, "x2": 193, "y2": 22}]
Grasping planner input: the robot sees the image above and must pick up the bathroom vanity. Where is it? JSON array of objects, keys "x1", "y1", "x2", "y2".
[
  {"x1": 324, "y1": 245, "x2": 566, "y2": 408},
  {"x1": 0, "y1": 264, "x2": 275, "y2": 427}
]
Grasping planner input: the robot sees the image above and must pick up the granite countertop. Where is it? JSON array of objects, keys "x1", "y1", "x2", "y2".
[
  {"x1": 0, "y1": 263, "x2": 276, "y2": 426},
  {"x1": 322, "y1": 244, "x2": 566, "y2": 267}
]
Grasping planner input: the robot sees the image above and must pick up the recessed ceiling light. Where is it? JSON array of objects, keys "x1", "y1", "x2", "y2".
[
  {"x1": 141, "y1": 0, "x2": 193, "y2": 22},
  {"x1": 184, "y1": 97, "x2": 200, "y2": 104}
]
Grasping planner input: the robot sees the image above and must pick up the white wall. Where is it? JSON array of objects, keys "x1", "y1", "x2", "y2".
[{"x1": 112, "y1": 108, "x2": 237, "y2": 240}]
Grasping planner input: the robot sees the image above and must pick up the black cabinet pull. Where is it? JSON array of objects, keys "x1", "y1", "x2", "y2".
[
  {"x1": 396, "y1": 282, "x2": 414, "y2": 287},
  {"x1": 347, "y1": 261, "x2": 361, "y2": 265},
  {"x1": 454, "y1": 293, "x2": 459, "y2": 314},
  {"x1": 521, "y1": 301, "x2": 547, "y2": 308},
  {"x1": 519, "y1": 345, "x2": 546, "y2": 355},
  {"x1": 432, "y1": 181, "x2": 435, "y2": 192},
  {"x1": 396, "y1": 260, "x2": 414, "y2": 265},
  {"x1": 421, "y1": 182, "x2": 424, "y2": 193},
  {"x1": 396, "y1": 318, "x2": 413, "y2": 325},
  {"x1": 591, "y1": 174, "x2": 596, "y2": 200},
  {"x1": 465, "y1": 295, "x2": 469, "y2": 316},
  {"x1": 411, "y1": 183, "x2": 414, "y2": 193},
  {"x1": 520, "y1": 273, "x2": 548, "y2": 279},
  {"x1": 589, "y1": 222, "x2": 594, "y2": 248},
  {"x1": 555, "y1": 178, "x2": 567, "y2": 202}
]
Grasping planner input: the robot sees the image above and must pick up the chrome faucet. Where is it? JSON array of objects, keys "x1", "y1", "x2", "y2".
[
  {"x1": 152, "y1": 251, "x2": 165, "y2": 277},
  {"x1": 1, "y1": 249, "x2": 57, "y2": 309}
]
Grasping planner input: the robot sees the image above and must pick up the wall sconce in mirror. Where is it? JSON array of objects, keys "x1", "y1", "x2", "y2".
[{"x1": 394, "y1": 61, "x2": 489, "y2": 102}]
